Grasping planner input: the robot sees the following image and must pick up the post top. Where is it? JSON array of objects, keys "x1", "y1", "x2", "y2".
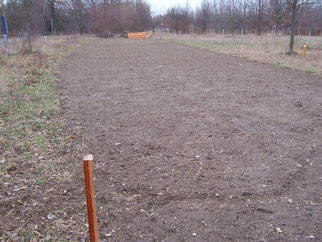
[{"x1": 83, "y1": 154, "x2": 93, "y2": 161}]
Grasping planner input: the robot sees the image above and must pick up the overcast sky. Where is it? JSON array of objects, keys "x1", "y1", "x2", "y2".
[
  {"x1": 2, "y1": 0, "x2": 200, "y2": 15},
  {"x1": 147, "y1": 0, "x2": 201, "y2": 14}
]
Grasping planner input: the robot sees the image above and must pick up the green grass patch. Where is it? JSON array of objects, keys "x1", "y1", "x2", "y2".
[
  {"x1": 0, "y1": 36, "x2": 88, "y2": 174},
  {"x1": 0, "y1": 35, "x2": 96, "y2": 241},
  {"x1": 0, "y1": 63, "x2": 60, "y2": 161}
]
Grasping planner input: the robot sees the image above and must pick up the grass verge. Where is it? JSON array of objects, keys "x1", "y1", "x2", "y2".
[
  {"x1": 160, "y1": 34, "x2": 322, "y2": 76},
  {"x1": 0, "y1": 36, "x2": 92, "y2": 240}
]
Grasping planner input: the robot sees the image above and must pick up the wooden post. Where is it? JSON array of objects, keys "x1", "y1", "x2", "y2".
[
  {"x1": 83, "y1": 154, "x2": 98, "y2": 242},
  {"x1": 302, "y1": 45, "x2": 307, "y2": 57}
]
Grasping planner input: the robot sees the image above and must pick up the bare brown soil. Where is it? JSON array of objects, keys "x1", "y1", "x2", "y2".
[{"x1": 60, "y1": 38, "x2": 322, "y2": 241}]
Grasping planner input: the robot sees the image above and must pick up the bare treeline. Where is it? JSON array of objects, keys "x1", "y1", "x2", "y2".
[
  {"x1": 3, "y1": 0, "x2": 152, "y2": 36},
  {"x1": 2, "y1": 0, "x2": 321, "y2": 37},
  {"x1": 164, "y1": 0, "x2": 322, "y2": 36}
]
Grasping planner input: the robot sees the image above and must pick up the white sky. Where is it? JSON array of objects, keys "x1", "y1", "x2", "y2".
[
  {"x1": 2, "y1": 0, "x2": 200, "y2": 15},
  {"x1": 147, "y1": 0, "x2": 201, "y2": 14}
]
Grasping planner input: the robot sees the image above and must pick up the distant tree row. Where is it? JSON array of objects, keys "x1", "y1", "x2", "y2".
[
  {"x1": 2, "y1": 0, "x2": 321, "y2": 39},
  {"x1": 162, "y1": 0, "x2": 322, "y2": 36},
  {"x1": 2, "y1": 0, "x2": 152, "y2": 36}
]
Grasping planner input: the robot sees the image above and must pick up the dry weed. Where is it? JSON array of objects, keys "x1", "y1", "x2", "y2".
[
  {"x1": 161, "y1": 33, "x2": 322, "y2": 76},
  {"x1": 0, "y1": 35, "x2": 93, "y2": 240}
]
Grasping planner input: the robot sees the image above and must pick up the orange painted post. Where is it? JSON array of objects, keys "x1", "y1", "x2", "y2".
[
  {"x1": 83, "y1": 154, "x2": 98, "y2": 242},
  {"x1": 302, "y1": 45, "x2": 307, "y2": 57}
]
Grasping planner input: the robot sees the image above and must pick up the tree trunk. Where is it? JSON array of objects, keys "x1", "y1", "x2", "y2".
[
  {"x1": 231, "y1": 0, "x2": 235, "y2": 36},
  {"x1": 257, "y1": 0, "x2": 262, "y2": 35},
  {"x1": 27, "y1": 23, "x2": 32, "y2": 52},
  {"x1": 230, "y1": 12, "x2": 234, "y2": 35},
  {"x1": 243, "y1": 9, "x2": 246, "y2": 33},
  {"x1": 289, "y1": 7, "x2": 296, "y2": 52},
  {"x1": 275, "y1": 22, "x2": 279, "y2": 35},
  {"x1": 50, "y1": 0, "x2": 55, "y2": 35}
]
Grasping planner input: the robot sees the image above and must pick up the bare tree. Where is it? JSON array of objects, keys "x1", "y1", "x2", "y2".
[
  {"x1": 241, "y1": 0, "x2": 249, "y2": 32},
  {"x1": 85, "y1": 0, "x2": 152, "y2": 33},
  {"x1": 5, "y1": 0, "x2": 20, "y2": 34},
  {"x1": 255, "y1": 0, "x2": 269, "y2": 35},
  {"x1": 164, "y1": 5, "x2": 190, "y2": 33},
  {"x1": 270, "y1": 0, "x2": 286, "y2": 35},
  {"x1": 286, "y1": 0, "x2": 314, "y2": 52},
  {"x1": 135, "y1": 0, "x2": 152, "y2": 31},
  {"x1": 152, "y1": 14, "x2": 162, "y2": 34},
  {"x1": 3, "y1": 0, "x2": 322, "y2": 37},
  {"x1": 67, "y1": 0, "x2": 87, "y2": 34},
  {"x1": 229, "y1": 0, "x2": 238, "y2": 35},
  {"x1": 212, "y1": 0, "x2": 228, "y2": 33},
  {"x1": 196, "y1": 0, "x2": 212, "y2": 33},
  {"x1": 47, "y1": 0, "x2": 55, "y2": 34},
  {"x1": 17, "y1": 0, "x2": 43, "y2": 52}
]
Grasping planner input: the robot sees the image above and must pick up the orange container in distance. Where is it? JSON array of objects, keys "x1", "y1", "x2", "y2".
[{"x1": 128, "y1": 32, "x2": 152, "y2": 39}]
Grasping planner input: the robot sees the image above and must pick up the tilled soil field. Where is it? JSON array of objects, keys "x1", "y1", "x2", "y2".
[{"x1": 60, "y1": 38, "x2": 321, "y2": 241}]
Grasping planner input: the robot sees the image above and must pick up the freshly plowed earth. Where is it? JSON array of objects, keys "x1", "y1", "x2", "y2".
[{"x1": 60, "y1": 38, "x2": 322, "y2": 241}]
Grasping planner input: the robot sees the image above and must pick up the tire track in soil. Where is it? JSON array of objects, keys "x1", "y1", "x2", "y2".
[{"x1": 60, "y1": 38, "x2": 322, "y2": 241}]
